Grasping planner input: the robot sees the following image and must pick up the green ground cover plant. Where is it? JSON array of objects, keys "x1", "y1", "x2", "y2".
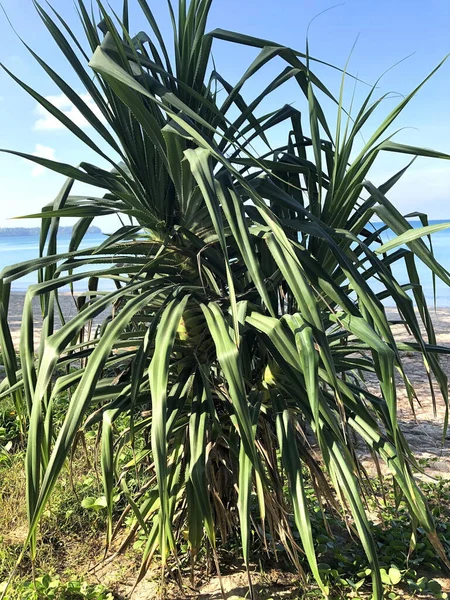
[{"x1": 1, "y1": 1, "x2": 450, "y2": 598}]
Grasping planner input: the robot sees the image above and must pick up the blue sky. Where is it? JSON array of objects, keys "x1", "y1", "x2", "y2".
[{"x1": 0, "y1": 0, "x2": 449, "y2": 231}]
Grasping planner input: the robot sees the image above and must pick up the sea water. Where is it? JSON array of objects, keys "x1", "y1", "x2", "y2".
[
  {"x1": 0, "y1": 232, "x2": 108, "y2": 292},
  {"x1": 0, "y1": 222, "x2": 449, "y2": 305},
  {"x1": 367, "y1": 220, "x2": 450, "y2": 307}
]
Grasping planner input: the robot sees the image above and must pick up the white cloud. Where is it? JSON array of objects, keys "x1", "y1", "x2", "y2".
[
  {"x1": 369, "y1": 162, "x2": 450, "y2": 219},
  {"x1": 33, "y1": 93, "x2": 107, "y2": 131},
  {"x1": 32, "y1": 144, "x2": 56, "y2": 177}
]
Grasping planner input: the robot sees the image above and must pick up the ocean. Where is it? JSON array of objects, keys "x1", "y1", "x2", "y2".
[
  {"x1": 0, "y1": 232, "x2": 107, "y2": 293},
  {"x1": 0, "y1": 222, "x2": 449, "y2": 305},
  {"x1": 365, "y1": 219, "x2": 450, "y2": 307}
]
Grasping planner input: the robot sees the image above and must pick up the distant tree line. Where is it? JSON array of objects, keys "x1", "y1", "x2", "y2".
[{"x1": 0, "y1": 226, "x2": 102, "y2": 237}]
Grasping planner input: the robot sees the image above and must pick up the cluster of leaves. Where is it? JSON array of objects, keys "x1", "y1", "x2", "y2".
[
  {"x1": 1, "y1": 1, "x2": 450, "y2": 599},
  {"x1": 0, "y1": 575, "x2": 113, "y2": 600},
  {"x1": 305, "y1": 477, "x2": 450, "y2": 598}
]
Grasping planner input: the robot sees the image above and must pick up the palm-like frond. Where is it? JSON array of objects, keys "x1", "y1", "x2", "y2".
[{"x1": 1, "y1": 2, "x2": 450, "y2": 599}]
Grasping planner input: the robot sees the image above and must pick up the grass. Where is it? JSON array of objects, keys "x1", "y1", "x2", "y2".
[
  {"x1": 0, "y1": 406, "x2": 118, "y2": 599},
  {"x1": 1, "y1": 380, "x2": 449, "y2": 599}
]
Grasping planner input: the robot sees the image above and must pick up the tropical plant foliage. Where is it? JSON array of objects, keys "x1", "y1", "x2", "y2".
[{"x1": 1, "y1": 1, "x2": 450, "y2": 598}]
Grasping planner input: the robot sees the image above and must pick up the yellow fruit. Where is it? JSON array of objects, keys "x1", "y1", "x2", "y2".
[
  {"x1": 176, "y1": 315, "x2": 190, "y2": 342},
  {"x1": 263, "y1": 361, "x2": 279, "y2": 387}
]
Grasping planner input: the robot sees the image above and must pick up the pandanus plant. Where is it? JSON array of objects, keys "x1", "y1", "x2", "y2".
[{"x1": 1, "y1": 1, "x2": 450, "y2": 597}]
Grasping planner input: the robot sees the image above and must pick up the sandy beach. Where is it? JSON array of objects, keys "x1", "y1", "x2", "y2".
[
  {"x1": 366, "y1": 308, "x2": 450, "y2": 480},
  {"x1": 3, "y1": 292, "x2": 111, "y2": 348}
]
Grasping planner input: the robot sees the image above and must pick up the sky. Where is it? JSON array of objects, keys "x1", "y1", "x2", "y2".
[{"x1": 0, "y1": 0, "x2": 450, "y2": 231}]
